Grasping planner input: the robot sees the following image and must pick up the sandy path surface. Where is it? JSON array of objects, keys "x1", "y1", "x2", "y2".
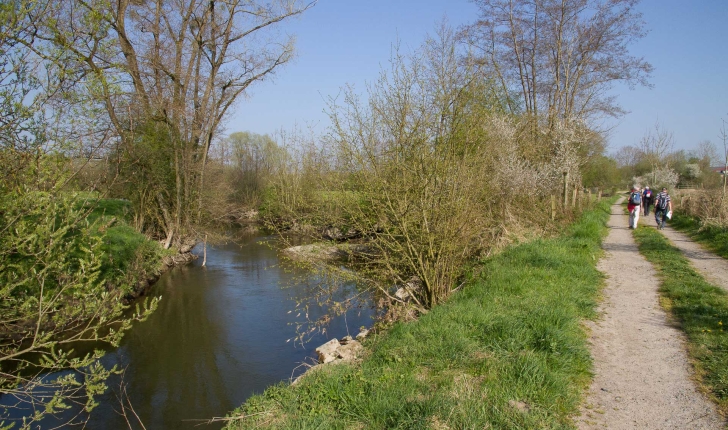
[
  {"x1": 646, "y1": 218, "x2": 728, "y2": 292},
  {"x1": 577, "y1": 198, "x2": 723, "y2": 429}
]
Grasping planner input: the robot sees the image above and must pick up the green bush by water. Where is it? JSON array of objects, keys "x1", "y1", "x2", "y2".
[
  {"x1": 633, "y1": 226, "x2": 728, "y2": 412},
  {"x1": 224, "y1": 201, "x2": 612, "y2": 429},
  {"x1": 81, "y1": 197, "x2": 171, "y2": 294}
]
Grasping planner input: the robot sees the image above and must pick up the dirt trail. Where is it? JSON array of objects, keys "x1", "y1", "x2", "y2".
[
  {"x1": 577, "y1": 198, "x2": 723, "y2": 429},
  {"x1": 644, "y1": 215, "x2": 728, "y2": 292}
]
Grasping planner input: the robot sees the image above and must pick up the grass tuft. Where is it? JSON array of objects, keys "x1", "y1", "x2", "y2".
[
  {"x1": 633, "y1": 226, "x2": 728, "y2": 412},
  {"x1": 224, "y1": 201, "x2": 613, "y2": 429}
]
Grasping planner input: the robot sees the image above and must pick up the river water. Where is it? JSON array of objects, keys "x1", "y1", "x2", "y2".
[{"x1": 2, "y1": 233, "x2": 373, "y2": 429}]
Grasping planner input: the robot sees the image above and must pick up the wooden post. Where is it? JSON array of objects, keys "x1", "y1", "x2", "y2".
[
  {"x1": 563, "y1": 171, "x2": 569, "y2": 207},
  {"x1": 576, "y1": 187, "x2": 581, "y2": 211},
  {"x1": 572, "y1": 186, "x2": 577, "y2": 208},
  {"x1": 597, "y1": 190, "x2": 602, "y2": 202},
  {"x1": 588, "y1": 189, "x2": 592, "y2": 206},
  {"x1": 551, "y1": 194, "x2": 556, "y2": 221}
]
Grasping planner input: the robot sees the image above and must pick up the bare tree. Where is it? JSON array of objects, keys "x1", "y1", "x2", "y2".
[
  {"x1": 694, "y1": 140, "x2": 719, "y2": 164},
  {"x1": 720, "y1": 118, "x2": 728, "y2": 197},
  {"x1": 639, "y1": 121, "x2": 675, "y2": 177},
  {"x1": 613, "y1": 145, "x2": 643, "y2": 168},
  {"x1": 23, "y1": 0, "x2": 315, "y2": 243},
  {"x1": 461, "y1": 0, "x2": 652, "y2": 127}
]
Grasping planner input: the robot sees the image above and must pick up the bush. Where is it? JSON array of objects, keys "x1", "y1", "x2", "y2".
[
  {"x1": 675, "y1": 190, "x2": 728, "y2": 228},
  {"x1": 0, "y1": 151, "x2": 159, "y2": 428}
]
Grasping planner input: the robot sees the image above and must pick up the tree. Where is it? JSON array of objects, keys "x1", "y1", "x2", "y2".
[
  {"x1": 21, "y1": 0, "x2": 316, "y2": 243},
  {"x1": 720, "y1": 118, "x2": 728, "y2": 197},
  {"x1": 639, "y1": 121, "x2": 675, "y2": 185},
  {"x1": 310, "y1": 24, "x2": 588, "y2": 310},
  {"x1": 461, "y1": 0, "x2": 652, "y2": 127},
  {"x1": 227, "y1": 131, "x2": 287, "y2": 203},
  {"x1": 694, "y1": 140, "x2": 719, "y2": 166},
  {"x1": 582, "y1": 154, "x2": 620, "y2": 189}
]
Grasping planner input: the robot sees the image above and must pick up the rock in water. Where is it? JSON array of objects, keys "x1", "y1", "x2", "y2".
[
  {"x1": 315, "y1": 338, "x2": 341, "y2": 364},
  {"x1": 336, "y1": 340, "x2": 363, "y2": 361}
]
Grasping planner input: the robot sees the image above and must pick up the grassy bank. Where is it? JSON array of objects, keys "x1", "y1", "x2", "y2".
[
  {"x1": 633, "y1": 226, "x2": 728, "y2": 412},
  {"x1": 670, "y1": 213, "x2": 728, "y2": 260},
  {"x1": 224, "y1": 201, "x2": 612, "y2": 429},
  {"x1": 83, "y1": 197, "x2": 172, "y2": 295}
]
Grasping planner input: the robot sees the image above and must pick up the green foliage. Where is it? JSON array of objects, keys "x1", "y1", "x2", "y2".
[
  {"x1": 224, "y1": 201, "x2": 612, "y2": 429},
  {"x1": 78, "y1": 196, "x2": 172, "y2": 293},
  {"x1": 225, "y1": 131, "x2": 287, "y2": 205},
  {"x1": 0, "y1": 152, "x2": 161, "y2": 428},
  {"x1": 0, "y1": 189, "x2": 104, "y2": 318},
  {"x1": 633, "y1": 226, "x2": 728, "y2": 412},
  {"x1": 112, "y1": 120, "x2": 177, "y2": 235},
  {"x1": 267, "y1": 26, "x2": 595, "y2": 311},
  {"x1": 582, "y1": 155, "x2": 620, "y2": 190}
]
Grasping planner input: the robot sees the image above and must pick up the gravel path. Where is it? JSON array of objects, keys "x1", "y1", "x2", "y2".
[
  {"x1": 577, "y1": 198, "x2": 723, "y2": 429},
  {"x1": 649, "y1": 219, "x2": 728, "y2": 292}
]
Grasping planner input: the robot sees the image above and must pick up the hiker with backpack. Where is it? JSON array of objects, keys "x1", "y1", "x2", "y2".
[
  {"x1": 642, "y1": 186, "x2": 653, "y2": 215},
  {"x1": 654, "y1": 187, "x2": 673, "y2": 230},
  {"x1": 627, "y1": 186, "x2": 643, "y2": 229}
]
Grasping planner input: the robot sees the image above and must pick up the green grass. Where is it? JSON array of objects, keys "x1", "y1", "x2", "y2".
[
  {"x1": 670, "y1": 213, "x2": 728, "y2": 260},
  {"x1": 80, "y1": 197, "x2": 171, "y2": 294},
  {"x1": 84, "y1": 197, "x2": 133, "y2": 223},
  {"x1": 633, "y1": 226, "x2": 728, "y2": 412},
  {"x1": 224, "y1": 201, "x2": 613, "y2": 429}
]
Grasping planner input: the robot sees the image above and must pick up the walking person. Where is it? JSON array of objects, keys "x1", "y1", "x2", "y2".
[
  {"x1": 627, "y1": 187, "x2": 642, "y2": 229},
  {"x1": 654, "y1": 187, "x2": 673, "y2": 230},
  {"x1": 642, "y1": 186, "x2": 653, "y2": 215}
]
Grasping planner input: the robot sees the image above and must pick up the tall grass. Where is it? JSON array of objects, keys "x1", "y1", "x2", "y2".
[
  {"x1": 223, "y1": 201, "x2": 612, "y2": 429},
  {"x1": 633, "y1": 226, "x2": 728, "y2": 412}
]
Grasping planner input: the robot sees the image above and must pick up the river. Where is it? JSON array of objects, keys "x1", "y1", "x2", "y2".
[{"x1": 1, "y1": 233, "x2": 373, "y2": 429}]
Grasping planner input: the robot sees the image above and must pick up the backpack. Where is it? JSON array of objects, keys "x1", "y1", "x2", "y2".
[
  {"x1": 644, "y1": 190, "x2": 652, "y2": 199},
  {"x1": 630, "y1": 192, "x2": 641, "y2": 205},
  {"x1": 657, "y1": 194, "x2": 668, "y2": 210}
]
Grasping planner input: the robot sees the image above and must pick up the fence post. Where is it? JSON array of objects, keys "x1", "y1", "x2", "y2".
[
  {"x1": 551, "y1": 194, "x2": 556, "y2": 221},
  {"x1": 576, "y1": 187, "x2": 581, "y2": 211}
]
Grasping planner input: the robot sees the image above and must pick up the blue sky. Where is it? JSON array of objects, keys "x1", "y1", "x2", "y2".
[{"x1": 229, "y1": 0, "x2": 728, "y2": 154}]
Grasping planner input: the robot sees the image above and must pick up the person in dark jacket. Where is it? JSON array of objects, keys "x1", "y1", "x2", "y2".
[
  {"x1": 642, "y1": 186, "x2": 653, "y2": 215},
  {"x1": 654, "y1": 187, "x2": 672, "y2": 230}
]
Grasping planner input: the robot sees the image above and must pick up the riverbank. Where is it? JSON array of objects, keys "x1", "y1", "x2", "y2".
[
  {"x1": 88, "y1": 198, "x2": 195, "y2": 300},
  {"x1": 222, "y1": 200, "x2": 612, "y2": 429}
]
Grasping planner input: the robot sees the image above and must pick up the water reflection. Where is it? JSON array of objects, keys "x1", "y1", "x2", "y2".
[{"x1": 2, "y1": 234, "x2": 373, "y2": 429}]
